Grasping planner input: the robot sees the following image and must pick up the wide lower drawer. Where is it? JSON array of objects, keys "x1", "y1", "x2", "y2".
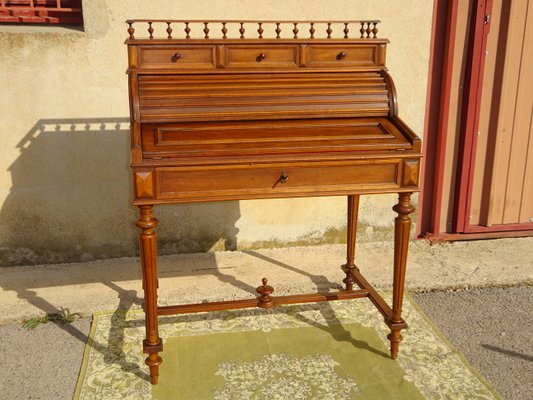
[{"x1": 154, "y1": 160, "x2": 401, "y2": 201}]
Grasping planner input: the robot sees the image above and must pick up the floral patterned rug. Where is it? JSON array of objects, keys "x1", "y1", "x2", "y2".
[{"x1": 74, "y1": 294, "x2": 501, "y2": 399}]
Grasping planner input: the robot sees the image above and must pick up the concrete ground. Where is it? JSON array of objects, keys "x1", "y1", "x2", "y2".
[
  {"x1": 0, "y1": 237, "x2": 531, "y2": 399},
  {"x1": 413, "y1": 286, "x2": 533, "y2": 400}
]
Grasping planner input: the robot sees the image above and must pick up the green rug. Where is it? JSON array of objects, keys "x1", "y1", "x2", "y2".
[{"x1": 74, "y1": 294, "x2": 500, "y2": 399}]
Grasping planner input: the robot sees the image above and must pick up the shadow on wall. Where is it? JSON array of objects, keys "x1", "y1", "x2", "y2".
[
  {"x1": 0, "y1": 119, "x2": 351, "y2": 382},
  {"x1": 0, "y1": 117, "x2": 240, "y2": 267}
]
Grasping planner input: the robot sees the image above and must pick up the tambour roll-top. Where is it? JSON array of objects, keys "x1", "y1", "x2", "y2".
[{"x1": 137, "y1": 72, "x2": 391, "y2": 123}]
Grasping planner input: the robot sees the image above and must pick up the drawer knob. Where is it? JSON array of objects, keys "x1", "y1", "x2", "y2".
[
  {"x1": 171, "y1": 53, "x2": 181, "y2": 62},
  {"x1": 256, "y1": 53, "x2": 266, "y2": 62},
  {"x1": 337, "y1": 51, "x2": 347, "y2": 60}
]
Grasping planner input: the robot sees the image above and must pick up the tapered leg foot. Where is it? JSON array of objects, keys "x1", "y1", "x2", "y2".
[
  {"x1": 143, "y1": 338, "x2": 163, "y2": 383},
  {"x1": 342, "y1": 271, "x2": 356, "y2": 291},
  {"x1": 146, "y1": 354, "x2": 163, "y2": 384},
  {"x1": 387, "y1": 330, "x2": 403, "y2": 359}
]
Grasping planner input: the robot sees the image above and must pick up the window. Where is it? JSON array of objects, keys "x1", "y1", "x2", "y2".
[{"x1": 0, "y1": 0, "x2": 83, "y2": 25}]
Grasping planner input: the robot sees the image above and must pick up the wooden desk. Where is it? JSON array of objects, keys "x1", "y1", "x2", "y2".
[{"x1": 125, "y1": 20, "x2": 422, "y2": 384}]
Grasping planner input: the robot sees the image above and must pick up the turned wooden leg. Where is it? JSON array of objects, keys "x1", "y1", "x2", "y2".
[
  {"x1": 342, "y1": 194, "x2": 360, "y2": 291},
  {"x1": 388, "y1": 193, "x2": 415, "y2": 359},
  {"x1": 136, "y1": 205, "x2": 163, "y2": 384}
]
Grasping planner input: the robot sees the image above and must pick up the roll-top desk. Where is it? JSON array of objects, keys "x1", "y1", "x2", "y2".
[{"x1": 125, "y1": 20, "x2": 422, "y2": 384}]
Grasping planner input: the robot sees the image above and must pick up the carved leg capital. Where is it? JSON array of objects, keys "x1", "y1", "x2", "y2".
[
  {"x1": 392, "y1": 192, "x2": 416, "y2": 223},
  {"x1": 136, "y1": 205, "x2": 159, "y2": 232}
]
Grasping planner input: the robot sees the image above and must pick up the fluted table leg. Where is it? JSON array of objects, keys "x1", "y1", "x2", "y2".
[
  {"x1": 388, "y1": 192, "x2": 414, "y2": 359},
  {"x1": 136, "y1": 205, "x2": 163, "y2": 384},
  {"x1": 342, "y1": 194, "x2": 360, "y2": 290}
]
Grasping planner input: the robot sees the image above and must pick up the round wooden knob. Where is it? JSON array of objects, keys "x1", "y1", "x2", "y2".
[
  {"x1": 171, "y1": 53, "x2": 181, "y2": 61},
  {"x1": 257, "y1": 278, "x2": 274, "y2": 296},
  {"x1": 256, "y1": 53, "x2": 266, "y2": 62},
  {"x1": 337, "y1": 51, "x2": 347, "y2": 60},
  {"x1": 256, "y1": 277, "x2": 274, "y2": 308},
  {"x1": 279, "y1": 172, "x2": 289, "y2": 184}
]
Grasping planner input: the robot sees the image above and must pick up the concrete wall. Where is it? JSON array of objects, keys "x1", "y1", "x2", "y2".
[{"x1": 0, "y1": 1, "x2": 433, "y2": 266}]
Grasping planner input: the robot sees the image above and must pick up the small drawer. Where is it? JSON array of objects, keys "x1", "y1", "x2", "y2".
[
  {"x1": 223, "y1": 45, "x2": 299, "y2": 68},
  {"x1": 138, "y1": 45, "x2": 216, "y2": 69},
  {"x1": 304, "y1": 44, "x2": 382, "y2": 68},
  {"x1": 155, "y1": 160, "x2": 400, "y2": 201}
]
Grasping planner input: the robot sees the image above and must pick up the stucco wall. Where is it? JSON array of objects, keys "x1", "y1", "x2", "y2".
[{"x1": 0, "y1": 1, "x2": 433, "y2": 266}]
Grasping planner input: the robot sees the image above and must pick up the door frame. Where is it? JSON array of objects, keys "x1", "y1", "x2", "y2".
[{"x1": 418, "y1": 0, "x2": 533, "y2": 239}]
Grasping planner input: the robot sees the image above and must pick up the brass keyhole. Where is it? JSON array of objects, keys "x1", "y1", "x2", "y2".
[{"x1": 272, "y1": 172, "x2": 289, "y2": 188}]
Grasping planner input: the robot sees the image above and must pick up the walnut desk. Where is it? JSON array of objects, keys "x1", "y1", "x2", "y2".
[{"x1": 125, "y1": 20, "x2": 422, "y2": 384}]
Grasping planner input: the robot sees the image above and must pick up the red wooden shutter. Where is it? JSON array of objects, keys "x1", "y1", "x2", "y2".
[{"x1": 0, "y1": 0, "x2": 83, "y2": 25}]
